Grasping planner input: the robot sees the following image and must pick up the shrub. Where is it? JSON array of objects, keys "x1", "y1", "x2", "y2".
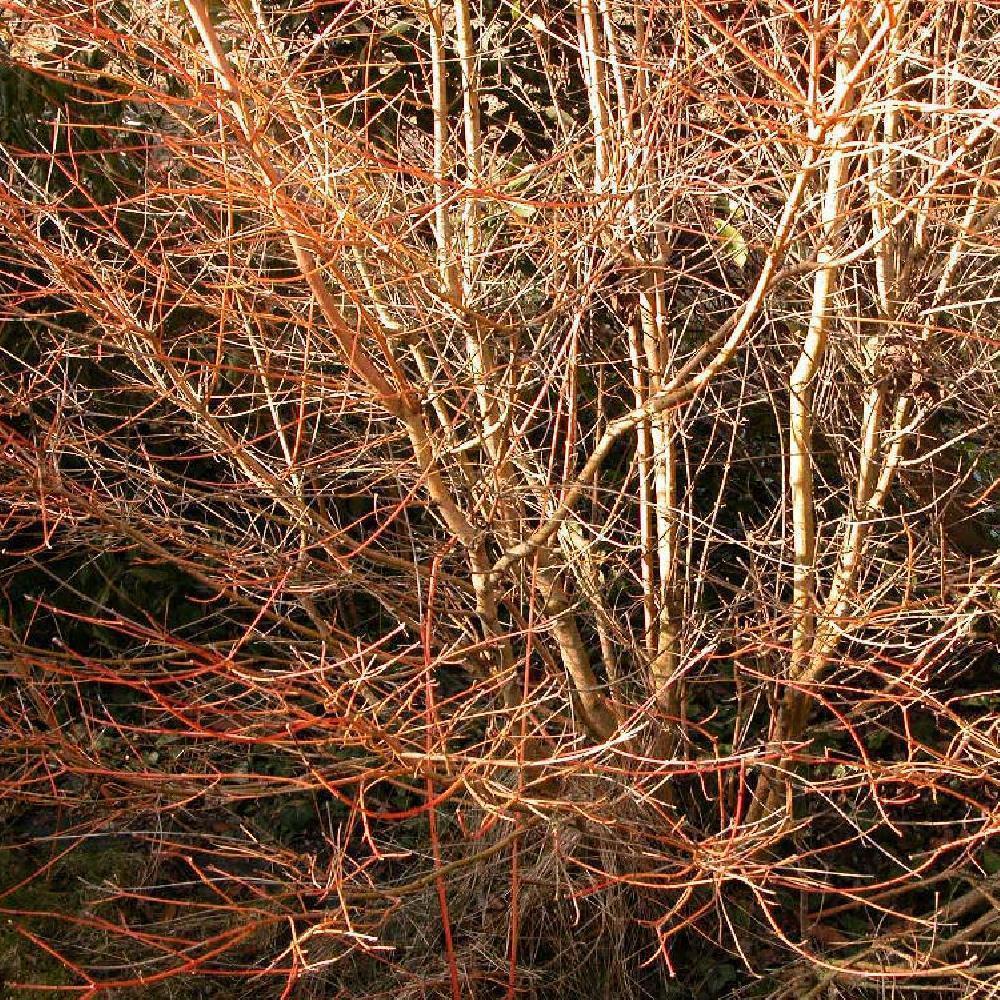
[{"x1": 2, "y1": 1, "x2": 999, "y2": 996}]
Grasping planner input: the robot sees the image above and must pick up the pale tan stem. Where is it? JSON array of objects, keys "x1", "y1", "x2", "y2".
[
  {"x1": 603, "y1": 0, "x2": 680, "y2": 716},
  {"x1": 788, "y1": 8, "x2": 858, "y2": 683},
  {"x1": 537, "y1": 567, "x2": 617, "y2": 740},
  {"x1": 576, "y1": 0, "x2": 612, "y2": 188},
  {"x1": 781, "y1": 386, "x2": 895, "y2": 743},
  {"x1": 427, "y1": 0, "x2": 462, "y2": 302},
  {"x1": 558, "y1": 519, "x2": 621, "y2": 693},
  {"x1": 749, "y1": 4, "x2": 1000, "y2": 822},
  {"x1": 492, "y1": 138, "x2": 822, "y2": 580},
  {"x1": 452, "y1": 0, "x2": 483, "y2": 284},
  {"x1": 650, "y1": 283, "x2": 680, "y2": 717},
  {"x1": 353, "y1": 246, "x2": 467, "y2": 463},
  {"x1": 183, "y1": 0, "x2": 516, "y2": 696},
  {"x1": 431, "y1": 0, "x2": 607, "y2": 735},
  {"x1": 931, "y1": 131, "x2": 1000, "y2": 306},
  {"x1": 450, "y1": 0, "x2": 508, "y2": 475},
  {"x1": 748, "y1": 7, "x2": 859, "y2": 823},
  {"x1": 183, "y1": 0, "x2": 410, "y2": 415},
  {"x1": 628, "y1": 316, "x2": 657, "y2": 660},
  {"x1": 878, "y1": 8, "x2": 902, "y2": 308},
  {"x1": 597, "y1": 0, "x2": 631, "y2": 140}
]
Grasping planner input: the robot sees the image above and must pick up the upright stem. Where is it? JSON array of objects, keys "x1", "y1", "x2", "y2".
[
  {"x1": 183, "y1": 0, "x2": 518, "y2": 701},
  {"x1": 576, "y1": 0, "x2": 611, "y2": 188},
  {"x1": 749, "y1": 5, "x2": 859, "y2": 823},
  {"x1": 428, "y1": 0, "x2": 462, "y2": 301},
  {"x1": 787, "y1": 7, "x2": 857, "y2": 684},
  {"x1": 629, "y1": 316, "x2": 657, "y2": 661}
]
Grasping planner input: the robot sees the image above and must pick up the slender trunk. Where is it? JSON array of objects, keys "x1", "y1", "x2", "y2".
[{"x1": 748, "y1": 5, "x2": 859, "y2": 823}]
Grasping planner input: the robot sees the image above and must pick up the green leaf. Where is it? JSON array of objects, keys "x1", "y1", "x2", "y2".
[
  {"x1": 839, "y1": 912, "x2": 870, "y2": 935},
  {"x1": 715, "y1": 220, "x2": 748, "y2": 269},
  {"x1": 382, "y1": 19, "x2": 416, "y2": 39},
  {"x1": 865, "y1": 728, "x2": 889, "y2": 751},
  {"x1": 982, "y1": 849, "x2": 1000, "y2": 874},
  {"x1": 706, "y1": 962, "x2": 737, "y2": 994}
]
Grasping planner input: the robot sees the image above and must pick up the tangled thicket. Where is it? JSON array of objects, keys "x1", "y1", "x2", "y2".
[{"x1": 1, "y1": 0, "x2": 999, "y2": 997}]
